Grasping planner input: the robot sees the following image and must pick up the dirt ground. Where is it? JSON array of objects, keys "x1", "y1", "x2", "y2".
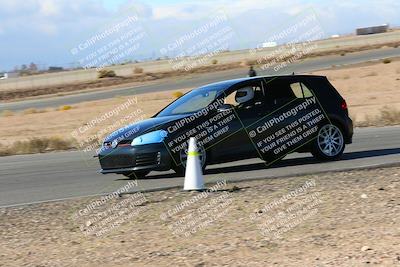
[
  {"x1": 1, "y1": 58, "x2": 400, "y2": 148},
  {"x1": 310, "y1": 58, "x2": 400, "y2": 122},
  {"x1": 0, "y1": 89, "x2": 188, "y2": 146},
  {"x1": 0, "y1": 166, "x2": 399, "y2": 266},
  {"x1": 1, "y1": 30, "x2": 399, "y2": 93}
]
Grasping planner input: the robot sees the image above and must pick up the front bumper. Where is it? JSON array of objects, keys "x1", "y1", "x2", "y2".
[{"x1": 98, "y1": 143, "x2": 172, "y2": 174}]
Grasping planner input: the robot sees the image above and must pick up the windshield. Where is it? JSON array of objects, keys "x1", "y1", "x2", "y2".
[{"x1": 157, "y1": 86, "x2": 222, "y2": 116}]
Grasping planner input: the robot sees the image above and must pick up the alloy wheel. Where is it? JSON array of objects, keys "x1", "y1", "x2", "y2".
[{"x1": 317, "y1": 124, "x2": 344, "y2": 157}]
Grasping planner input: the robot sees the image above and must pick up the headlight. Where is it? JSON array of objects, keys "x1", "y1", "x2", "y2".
[{"x1": 131, "y1": 130, "x2": 168, "y2": 146}]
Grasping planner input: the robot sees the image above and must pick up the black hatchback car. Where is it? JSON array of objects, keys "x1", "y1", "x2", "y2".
[{"x1": 98, "y1": 75, "x2": 353, "y2": 178}]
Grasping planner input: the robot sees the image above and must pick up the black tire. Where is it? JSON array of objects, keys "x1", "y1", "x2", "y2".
[
  {"x1": 172, "y1": 163, "x2": 207, "y2": 177},
  {"x1": 311, "y1": 123, "x2": 345, "y2": 160},
  {"x1": 172, "y1": 147, "x2": 207, "y2": 177},
  {"x1": 172, "y1": 164, "x2": 186, "y2": 177},
  {"x1": 122, "y1": 171, "x2": 150, "y2": 179}
]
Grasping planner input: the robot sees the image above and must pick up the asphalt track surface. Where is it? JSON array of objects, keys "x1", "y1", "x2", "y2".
[
  {"x1": 1, "y1": 126, "x2": 399, "y2": 208},
  {"x1": 2, "y1": 47, "x2": 400, "y2": 112}
]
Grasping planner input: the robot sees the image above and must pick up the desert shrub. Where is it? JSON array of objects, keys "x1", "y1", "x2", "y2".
[
  {"x1": 379, "y1": 106, "x2": 400, "y2": 125},
  {"x1": 4, "y1": 137, "x2": 76, "y2": 156},
  {"x1": 0, "y1": 143, "x2": 11, "y2": 156},
  {"x1": 172, "y1": 91, "x2": 184, "y2": 99},
  {"x1": 358, "y1": 106, "x2": 400, "y2": 127},
  {"x1": 340, "y1": 53, "x2": 346, "y2": 56},
  {"x1": 211, "y1": 59, "x2": 218, "y2": 65},
  {"x1": 1, "y1": 110, "x2": 14, "y2": 117},
  {"x1": 59, "y1": 105, "x2": 72, "y2": 111},
  {"x1": 22, "y1": 108, "x2": 47, "y2": 115},
  {"x1": 382, "y1": 58, "x2": 392, "y2": 64},
  {"x1": 47, "y1": 136, "x2": 75, "y2": 150},
  {"x1": 23, "y1": 108, "x2": 38, "y2": 115},
  {"x1": 97, "y1": 69, "x2": 116, "y2": 78},
  {"x1": 12, "y1": 138, "x2": 49, "y2": 154},
  {"x1": 133, "y1": 66, "x2": 144, "y2": 74}
]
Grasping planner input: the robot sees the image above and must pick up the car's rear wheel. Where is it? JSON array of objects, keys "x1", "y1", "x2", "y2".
[
  {"x1": 122, "y1": 171, "x2": 150, "y2": 179},
  {"x1": 311, "y1": 123, "x2": 345, "y2": 160}
]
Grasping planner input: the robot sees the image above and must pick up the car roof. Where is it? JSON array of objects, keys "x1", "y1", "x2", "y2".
[{"x1": 201, "y1": 74, "x2": 327, "y2": 89}]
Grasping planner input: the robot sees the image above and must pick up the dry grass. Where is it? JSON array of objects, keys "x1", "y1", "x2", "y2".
[
  {"x1": 2, "y1": 57, "x2": 400, "y2": 155},
  {"x1": 97, "y1": 69, "x2": 116, "y2": 78},
  {"x1": 2, "y1": 39, "x2": 400, "y2": 101},
  {"x1": 379, "y1": 106, "x2": 400, "y2": 124},
  {"x1": 133, "y1": 66, "x2": 144, "y2": 74},
  {"x1": 172, "y1": 91, "x2": 184, "y2": 99},
  {"x1": 356, "y1": 106, "x2": 400, "y2": 127},
  {"x1": 59, "y1": 105, "x2": 72, "y2": 111},
  {"x1": 211, "y1": 59, "x2": 218, "y2": 65},
  {"x1": 0, "y1": 136, "x2": 76, "y2": 156},
  {"x1": 1, "y1": 110, "x2": 14, "y2": 117},
  {"x1": 22, "y1": 108, "x2": 46, "y2": 115},
  {"x1": 241, "y1": 60, "x2": 252, "y2": 67},
  {"x1": 382, "y1": 58, "x2": 392, "y2": 64},
  {"x1": 4, "y1": 41, "x2": 400, "y2": 102},
  {"x1": 0, "y1": 143, "x2": 9, "y2": 156},
  {"x1": 311, "y1": 59, "x2": 400, "y2": 126}
]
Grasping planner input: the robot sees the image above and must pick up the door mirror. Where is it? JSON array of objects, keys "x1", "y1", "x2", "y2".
[{"x1": 218, "y1": 104, "x2": 234, "y2": 112}]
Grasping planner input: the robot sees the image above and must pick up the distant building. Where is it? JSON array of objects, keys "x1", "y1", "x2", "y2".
[
  {"x1": 356, "y1": 24, "x2": 389, "y2": 35},
  {"x1": 262, "y1": 42, "x2": 277, "y2": 48}
]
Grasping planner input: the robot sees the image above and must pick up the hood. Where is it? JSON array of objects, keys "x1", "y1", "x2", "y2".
[{"x1": 103, "y1": 114, "x2": 188, "y2": 143}]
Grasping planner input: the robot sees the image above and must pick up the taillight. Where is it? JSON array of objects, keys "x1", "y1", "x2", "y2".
[{"x1": 341, "y1": 100, "x2": 347, "y2": 110}]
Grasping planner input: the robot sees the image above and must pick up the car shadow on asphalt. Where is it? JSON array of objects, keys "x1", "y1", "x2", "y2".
[
  {"x1": 205, "y1": 147, "x2": 400, "y2": 175},
  {"x1": 119, "y1": 147, "x2": 400, "y2": 180}
]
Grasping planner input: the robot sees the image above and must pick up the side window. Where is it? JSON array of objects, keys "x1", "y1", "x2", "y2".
[
  {"x1": 224, "y1": 91, "x2": 239, "y2": 107},
  {"x1": 290, "y1": 82, "x2": 314, "y2": 98},
  {"x1": 223, "y1": 84, "x2": 264, "y2": 107},
  {"x1": 264, "y1": 79, "x2": 297, "y2": 106}
]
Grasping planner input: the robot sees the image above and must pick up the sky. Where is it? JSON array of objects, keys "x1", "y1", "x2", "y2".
[{"x1": 0, "y1": 0, "x2": 399, "y2": 71}]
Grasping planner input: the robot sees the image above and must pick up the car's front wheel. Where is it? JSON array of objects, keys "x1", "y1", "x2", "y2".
[
  {"x1": 173, "y1": 147, "x2": 207, "y2": 176},
  {"x1": 122, "y1": 171, "x2": 150, "y2": 179},
  {"x1": 311, "y1": 123, "x2": 345, "y2": 160}
]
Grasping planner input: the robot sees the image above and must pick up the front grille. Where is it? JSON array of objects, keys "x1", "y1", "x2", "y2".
[
  {"x1": 135, "y1": 153, "x2": 158, "y2": 167},
  {"x1": 118, "y1": 139, "x2": 131, "y2": 145},
  {"x1": 99, "y1": 155, "x2": 133, "y2": 169}
]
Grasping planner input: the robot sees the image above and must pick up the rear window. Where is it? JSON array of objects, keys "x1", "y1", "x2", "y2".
[{"x1": 290, "y1": 82, "x2": 314, "y2": 98}]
